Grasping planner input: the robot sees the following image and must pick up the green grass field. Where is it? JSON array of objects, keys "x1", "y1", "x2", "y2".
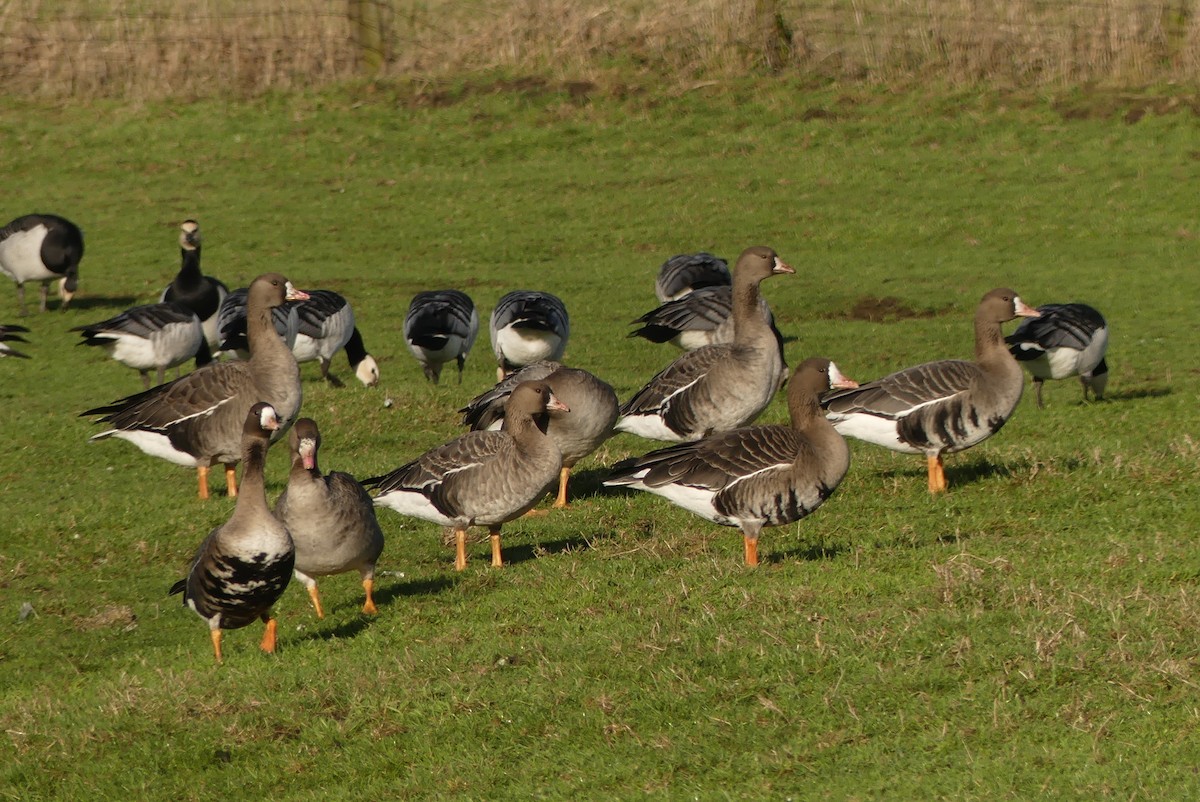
[{"x1": 2, "y1": 82, "x2": 1199, "y2": 799}]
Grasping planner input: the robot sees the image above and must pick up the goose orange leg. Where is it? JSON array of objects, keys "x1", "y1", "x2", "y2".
[
  {"x1": 743, "y1": 535, "x2": 759, "y2": 567},
  {"x1": 454, "y1": 529, "x2": 468, "y2": 571},
  {"x1": 197, "y1": 465, "x2": 210, "y2": 500},
  {"x1": 210, "y1": 628, "x2": 223, "y2": 663},
  {"x1": 259, "y1": 616, "x2": 278, "y2": 653},
  {"x1": 490, "y1": 527, "x2": 503, "y2": 568},
  {"x1": 306, "y1": 584, "x2": 325, "y2": 619},
  {"x1": 225, "y1": 463, "x2": 238, "y2": 497},
  {"x1": 552, "y1": 466, "x2": 572, "y2": 509},
  {"x1": 361, "y1": 577, "x2": 378, "y2": 615},
  {"x1": 927, "y1": 455, "x2": 947, "y2": 494}
]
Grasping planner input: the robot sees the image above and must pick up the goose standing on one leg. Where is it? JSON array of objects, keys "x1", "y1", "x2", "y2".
[
  {"x1": 821, "y1": 288, "x2": 1040, "y2": 494},
  {"x1": 82, "y1": 273, "x2": 309, "y2": 499},
  {"x1": 160, "y1": 220, "x2": 228, "y2": 352},
  {"x1": 363, "y1": 382, "x2": 568, "y2": 571},
  {"x1": 1005, "y1": 303, "x2": 1109, "y2": 408},
  {"x1": 0, "y1": 324, "x2": 31, "y2": 358},
  {"x1": 404, "y1": 289, "x2": 479, "y2": 384},
  {"x1": 169, "y1": 402, "x2": 295, "y2": 663},
  {"x1": 72, "y1": 302, "x2": 212, "y2": 389},
  {"x1": 0, "y1": 213, "x2": 84, "y2": 315},
  {"x1": 616, "y1": 246, "x2": 794, "y2": 442},
  {"x1": 459, "y1": 361, "x2": 618, "y2": 509},
  {"x1": 489, "y1": 291, "x2": 569, "y2": 380},
  {"x1": 655, "y1": 252, "x2": 730, "y2": 302},
  {"x1": 606, "y1": 358, "x2": 856, "y2": 566},
  {"x1": 274, "y1": 418, "x2": 385, "y2": 618}
]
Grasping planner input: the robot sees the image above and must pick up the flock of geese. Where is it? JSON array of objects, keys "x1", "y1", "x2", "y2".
[{"x1": 1, "y1": 212, "x2": 1111, "y2": 662}]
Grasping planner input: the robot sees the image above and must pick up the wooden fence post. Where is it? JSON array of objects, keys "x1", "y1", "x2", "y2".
[{"x1": 349, "y1": 0, "x2": 386, "y2": 74}]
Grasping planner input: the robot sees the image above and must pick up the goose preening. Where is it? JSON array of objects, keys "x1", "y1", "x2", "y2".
[
  {"x1": 82, "y1": 273, "x2": 308, "y2": 500},
  {"x1": 218, "y1": 288, "x2": 377, "y2": 387},
  {"x1": 159, "y1": 220, "x2": 228, "y2": 351},
  {"x1": 274, "y1": 418, "x2": 385, "y2": 618},
  {"x1": 459, "y1": 361, "x2": 618, "y2": 508},
  {"x1": 489, "y1": 290, "x2": 569, "y2": 380},
  {"x1": 821, "y1": 288, "x2": 1040, "y2": 494},
  {"x1": 0, "y1": 213, "x2": 84, "y2": 315},
  {"x1": 169, "y1": 402, "x2": 295, "y2": 663},
  {"x1": 616, "y1": 246, "x2": 794, "y2": 442},
  {"x1": 1005, "y1": 303, "x2": 1109, "y2": 408},
  {"x1": 72, "y1": 302, "x2": 212, "y2": 389},
  {"x1": 404, "y1": 289, "x2": 479, "y2": 384},
  {"x1": 363, "y1": 382, "x2": 568, "y2": 570},
  {"x1": 655, "y1": 252, "x2": 731, "y2": 302},
  {"x1": 606, "y1": 358, "x2": 856, "y2": 566},
  {"x1": 0, "y1": 324, "x2": 31, "y2": 358}
]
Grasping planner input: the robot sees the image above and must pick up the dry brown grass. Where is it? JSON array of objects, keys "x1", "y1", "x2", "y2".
[{"x1": 2, "y1": 0, "x2": 1199, "y2": 98}]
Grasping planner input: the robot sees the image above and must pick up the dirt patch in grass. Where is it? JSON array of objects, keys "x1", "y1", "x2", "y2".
[{"x1": 828, "y1": 296, "x2": 950, "y2": 323}]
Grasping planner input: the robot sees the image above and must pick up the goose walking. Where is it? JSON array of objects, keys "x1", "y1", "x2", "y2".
[
  {"x1": 606, "y1": 358, "x2": 856, "y2": 566},
  {"x1": 460, "y1": 361, "x2": 618, "y2": 508},
  {"x1": 404, "y1": 289, "x2": 479, "y2": 384},
  {"x1": 655, "y1": 252, "x2": 730, "y2": 302},
  {"x1": 822, "y1": 288, "x2": 1040, "y2": 494},
  {"x1": 160, "y1": 220, "x2": 228, "y2": 351},
  {"x1": 0, "y1": 324, "x2": 30, "y2": 358},
  {"x1": 72, "y1": 302, "x2": 212, "y2": 389},
  {"x1": 617, "y1": 246, "x2": 793, "y2": 442},
  {"x1": 275, "y1": 418, "x2": 385, "y2": 618},
  {"x1": 1005, "y1": 303, "x2": 1109, "y2": 408},
  {"x1": 0, "y1": 213, "x2": 84, "y2": 314},
  {"x1": 82, "y1": 273, "x2": 308, "y2": 499},
  {"x1": 364, "y1": 382, "x2": 568, "y2": 570},
  {"x1": 169, "y1": 403, "x2": 295, "y2": 663},
  {"x1": 489, "y1": 291, "x2": 569, "y2": 380}
]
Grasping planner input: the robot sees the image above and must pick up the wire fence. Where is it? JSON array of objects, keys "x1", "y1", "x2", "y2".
[{"x1": 3, "y1": 0, "x2": 1198, "y2": 99}]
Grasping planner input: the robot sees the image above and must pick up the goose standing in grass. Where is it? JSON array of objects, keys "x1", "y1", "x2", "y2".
[
  {"x1": 629, "y1": 285, "x2": 777, "y2": 351},
  {"x1": 216, "y1": 286, "x2": 297, "y2": 357},
  {"x1": 459, "y1": 361, "x2": 618, "y2": 508},
  {"x1": 274, "y1": 418, "x2": 385, "y2": 619},
  {"x1": 364, "y1": 382, "x2": 568, "y2": 570},
  {"x1": 160, "y1": 220, "x2": 228, "y2": 351},
  {"x1": 606, "y1": 358, "x2": 856, "y2": 567},
  {"x1": 1005, "y1": 302, "x2": 1109, "y2": 408},
  {"x1": 0, "y1": 324, "x2": 31, "y2": 358},
  {"x1": 404, "y1": 289, "x2": 479, "y2": 384},
  {"x1": 822, "y1": 288, "x2": 1040, "y2": 494},
  {"x1": 82, "y1": 273, "x2": 308, "y2": 499},
  {"x1": 616, "y1": 246, "x2": 793, "y2": 442},
  {"x1": 655, "y1": 252, "x2": 730, "y2": 302},
  {"x1": 0, "y1": 213, "x2": 84, "y2": 314},
  {"x1": 489, "y1": 290, "x2": 569, "y2": 380},
  {"x1": 72, "y1": 302, "x2": 212, "y2": 389},
  {"x1": 169, "y1": 402, "x2": 295, "y2": 663}
]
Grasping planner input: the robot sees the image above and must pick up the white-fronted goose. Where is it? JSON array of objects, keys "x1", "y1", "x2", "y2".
[
  {"x1": 159, "y1": 220, "x2": 228, "y2": 350},
  {"x1": 606, "y1": 357, "x2": 856, "y2": 566},
  {"x1": 616, "y1": 246, "x2": 794, "y2": 442},
  {"x1": 489, "y1": 290, "x2": 569, "y2": 380},
  {"x1": 1006, "y1": 303, "x2": 1109, "y2": 408},
  {"x1": 169, "y1": 402, "x2": 295, "y2": 663},
  {"x1": 0, "y1": 324, "x2": 31, "y2": 358},
  {"x1": 364, "y1": 382, "x2": 568, "y2": 570},
  {"x1": 274, "y1": 418, "x2": 385, "y2": 618},
  {"x1": 822, "y1": 288, "x2": 1040, "y2": 494},
  {"x1": 72, "y1": 302, "x2": 212, "y2": 389},
  {"x1": 404, "y1": 289, "x2": 479, "y2": 384},
  {"x1": 460, "y1": 361, "x2": 618, "y2": 508},
  {"x1": 655, "y1": 252, "x2": 730, "y2": 302},
  {"x1": 82, "y1": 273, "x2": 309, "y2": 499},
  {"x1": 0, "y1": 213, "x2": 84, "y2": 314}
]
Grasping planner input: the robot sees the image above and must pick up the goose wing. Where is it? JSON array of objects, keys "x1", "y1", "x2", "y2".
[{"x1": 822, "y1": 359, "x2": 980, "y2": 419}]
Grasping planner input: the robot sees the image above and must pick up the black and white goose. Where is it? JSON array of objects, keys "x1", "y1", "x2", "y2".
[
  {"x1": 274, "y1": 418, "x2": 385, "y2": 619},
  {"x1": 0, "y1": 213, "x2": 84, "y2": 314},
  {"x1": 404, "y1": 289, "x2": 479, "y2": 384},
  {"x1": 363, "y1": 382, "x2": 568, "y2": 570},
  {"x1": 72, "y1": 302, "x2": 212, "y2": 389},
  {"x1": 606, "y1": 357, "x2": 857, "y2": 566},
  {"x1": 489, "y1": 290, "x2": 569, "y2": 380},
  {"x1": 821, "y1": 288, "x2": 1040, "y2": 494},
  {"x1": 169, "y1": 402, "x2": 295, "y2": 663},
  {"x1": 159, "y1": 220, "x2": 228, "y2": 351},
  {"x1": 655, "y1": 252, "x2": 731, "y2": 302},
  {"x1": 616, "y1": 246, "x2": 794, "y2": 442},
  {"x1": 459, "y1": 361, "x2": 618, "y2": 509},
  {"x1": 0, "y1": 324, "x2": 31, "y2": 358},
  {"x1": 82, "y1": 273, "x2": 309, "y2": 499},
  {"x1": 629, "y1": 285, "x2": 777, "y2": 351},
  {"x1": 1005, "y1": 303, "x2": 1109, "y2": 408}
]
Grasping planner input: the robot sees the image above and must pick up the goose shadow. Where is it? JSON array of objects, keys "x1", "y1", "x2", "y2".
[
  {"x1": 1091, "y1": 386, "x2": 1171, "y2": 402},
  {"x1": 293, "y1": 575, "x2": 456, "y2": 642},
  {"x1": 871, "y1": 456, "x2": 1015, "y2": 490},
  {"x1": 554, "y1": 466, "x2": 622, "y2": 504},
  {"x1": 501, "y1": 535, "x2": 596, "y2": 566},
  {"x1": 64, "y1": 294, "x2": 140, "y2": 312},
  {"x1": 767, "y1": 539, "x2": 853, "y2": 564}
]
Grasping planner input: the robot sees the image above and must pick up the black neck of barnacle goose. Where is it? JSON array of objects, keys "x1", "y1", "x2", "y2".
[
  {"x1": 344, "y1": 328, "x2": 369, "y2": 367},
  {"x1": 178, "y1": 244, "x2": 202, "y2": 284}
]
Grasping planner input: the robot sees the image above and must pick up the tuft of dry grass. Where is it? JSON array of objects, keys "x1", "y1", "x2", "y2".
[{"x1": 2, "y1": 0, "x2": 1200, "y2": 99}]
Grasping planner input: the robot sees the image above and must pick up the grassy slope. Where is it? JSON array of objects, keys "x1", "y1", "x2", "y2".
[{"x1": 1, "y1": 82, "x2": 1198, "y2": 799}]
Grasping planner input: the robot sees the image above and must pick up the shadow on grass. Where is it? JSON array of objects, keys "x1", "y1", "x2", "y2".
[
  {"x1": 66, "y1": 294, "x2": 140, "y2": 312},
  {"x1": 871, "y1": 456, "x2": 1016, "y2": 490},
  {"x1": 503, "y1": 535, "x2": 596, "y2": 566},
  {"x1": 558, "y1": 467, "x2": 621, "y2": 504},
  {"x1": 1093, "y1": 386, "x2": 1171, "y2": 402},
  {"x1": 296, "y1": 575, "x2": 457, "y2": 641},
  {"x1": 768, "y1": 539, "x2": 853, "y2": 564}
]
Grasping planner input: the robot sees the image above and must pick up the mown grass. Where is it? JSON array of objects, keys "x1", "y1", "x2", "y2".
[{"x1": 1, "y1": 81, "x2": 1199, "y2": 799}]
